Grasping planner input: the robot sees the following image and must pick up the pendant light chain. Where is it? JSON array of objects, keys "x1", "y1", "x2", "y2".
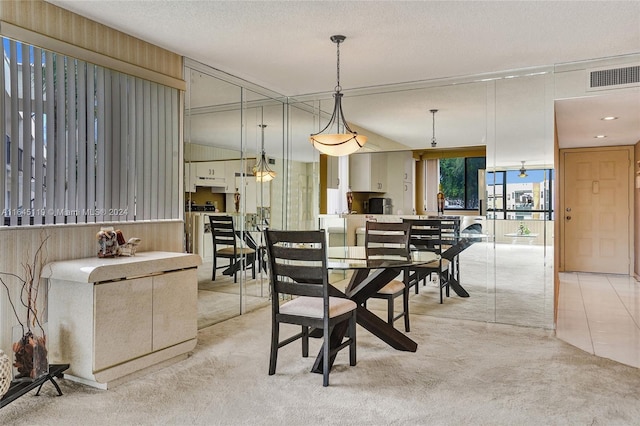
[
  {"x1": 335, "y1": 38, "x2": 342, "y2": 93},
  {"x1": 430, "y1": 109, "x2": 438, "y2": 147}
]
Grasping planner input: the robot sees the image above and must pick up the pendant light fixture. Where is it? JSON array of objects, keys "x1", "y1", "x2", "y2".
[
  {"x1": 430, "y1": 109, "x2": 438, "y2": 148},
  {"x1": 310, "y1": 35, "x2": 367, "y2": 156},
  {"x1": 253, "y1": 124, "x2": 276, "y2": 182},
  {"x1": 518, "y1": 161, "x2": 528, "y2": 178}
]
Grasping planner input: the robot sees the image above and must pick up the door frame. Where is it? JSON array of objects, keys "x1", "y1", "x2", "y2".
[{"x1": 558, "y1": 145, "x2": 634, "y2": 274}]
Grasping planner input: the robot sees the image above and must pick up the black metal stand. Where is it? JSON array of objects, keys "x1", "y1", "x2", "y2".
[{"x1": 1, "y1": 364, "x2": 69, "y2": 409}]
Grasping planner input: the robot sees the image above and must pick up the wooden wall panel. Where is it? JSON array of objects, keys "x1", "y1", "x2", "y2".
[{"x1": 0, "y1": 0, "x2": 182, "y2": 82}]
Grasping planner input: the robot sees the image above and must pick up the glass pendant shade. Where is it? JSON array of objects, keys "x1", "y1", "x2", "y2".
[{"x1": 518, "y1": 161, "x2": 528, "y2": 178}]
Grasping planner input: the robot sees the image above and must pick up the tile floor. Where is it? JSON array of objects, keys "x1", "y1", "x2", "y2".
[{"x1": 557, "y1": 272, "x2": 640, "y2": 368}]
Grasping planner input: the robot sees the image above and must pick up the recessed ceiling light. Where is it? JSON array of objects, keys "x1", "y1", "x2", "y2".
[
  {"x1": 601, "y1": 116, "x2": 618, "y2": 121},
  {"x1": 594, "y1": 135, "x2": 607, "y2": 139}
]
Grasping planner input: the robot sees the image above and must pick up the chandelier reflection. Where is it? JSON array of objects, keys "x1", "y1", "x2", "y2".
[{"x1": 253, "y1": 124, "x2": 276, "y2": 182}]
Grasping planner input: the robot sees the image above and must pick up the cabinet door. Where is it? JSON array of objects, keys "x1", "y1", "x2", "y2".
[
  {"x1": 185, "y1": 163, "x2": 197, "y2": 193},
  {"x1": 372, "y1": 153, "x2": 387, "y2": 192},
  {"x1": 349, "y1": 154, "x2": 372, "y2": 192},
  {"x1": 152, "y1": 270, "x2": 198, "y2": 351},
  {"x1": 326, "y1": 155, "x2": 340, "y2": 189},
  {"x1": 94, "y1": 277, "x2": 153, "y2": 371},
  {"x1": 236, "y1": 176, "x2": 257, "y2": 214},
  {"x1": 196, "y1": 161, "x2": 226, "y2": 187},
  {"x1": 224, "y1": 160, "x2": 241, "y2": 193}
]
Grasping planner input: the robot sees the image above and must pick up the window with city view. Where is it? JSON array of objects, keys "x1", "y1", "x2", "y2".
[{"x1": 486, "y1": 169, "x2": 554, "y2": 220}]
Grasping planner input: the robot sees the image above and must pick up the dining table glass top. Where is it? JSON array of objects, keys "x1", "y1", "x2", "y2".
[{"x1": 326, "y1": 246, "x2": 438, "y2": 270}]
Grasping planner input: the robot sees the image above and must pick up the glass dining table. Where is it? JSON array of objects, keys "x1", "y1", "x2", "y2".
[{"x1": 311, "y1": 246, "x2": 438, "y2": 374}]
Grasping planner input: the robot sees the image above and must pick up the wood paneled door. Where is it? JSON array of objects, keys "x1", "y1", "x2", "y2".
[{"x1": 561, "y1": 147, "x2": 633, "y2": 274}]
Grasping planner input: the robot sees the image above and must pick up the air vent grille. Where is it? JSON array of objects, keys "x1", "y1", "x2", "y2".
[{"x1": 590, "y1": 65, "x2": 640, "y2": 88}]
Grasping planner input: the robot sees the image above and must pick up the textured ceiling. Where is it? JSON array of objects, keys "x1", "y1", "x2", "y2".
[{"x1": 48, "y1": 1, "x2": 640, "y2": 165}]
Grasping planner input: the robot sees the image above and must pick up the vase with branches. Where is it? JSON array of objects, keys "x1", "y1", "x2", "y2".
[{"x1": 0, "y1": 235, "x2": 49, "y2": 380}]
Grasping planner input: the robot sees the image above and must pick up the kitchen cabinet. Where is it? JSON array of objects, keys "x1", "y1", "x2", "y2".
[
  {"x1": 349, "y1": 153, "x2": 387, "y2": 192},
  {"x1": 195, "y1": 161, "x2": 226, "y2": 187},
  {"x1": 326, "y1": 155, "x2": 340, "y2": 189},
  {"x1": 44, "y1": 252, "x2": 201, "y2": 389},
  {"x1": 185, "y1": 162, "x2": 197, "y2": 192}
]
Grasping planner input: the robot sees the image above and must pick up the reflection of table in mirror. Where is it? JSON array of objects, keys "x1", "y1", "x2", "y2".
[
  {"x1": 504, "y1": 233, "x2": 539, "y2": 244},
  {"x1": 312, "y1": 247, "x2": 437, "y2": 374}
]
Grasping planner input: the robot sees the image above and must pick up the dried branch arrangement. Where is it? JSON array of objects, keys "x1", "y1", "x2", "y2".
[{"x1": 0, "y1": 234, "x2": 50, "y2": 379}]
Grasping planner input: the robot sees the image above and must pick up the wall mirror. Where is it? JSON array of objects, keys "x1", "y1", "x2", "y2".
[{"x1": 185, "y1": 60, "x2": 556, "y2": 330}]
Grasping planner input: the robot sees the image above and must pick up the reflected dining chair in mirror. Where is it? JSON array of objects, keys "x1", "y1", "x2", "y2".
[
  {"x1": 364, "y1": 221, "x2": 412, "y2": 332},
  {"x1": 403, "y1": 218, "x2": 450, "y2": 303},
  {"x1": 264, "y1": 229, "x2": 357, "y2": 387},
  {"x1": 209, "y1": 215, "x2": 256, "y2": 283}
]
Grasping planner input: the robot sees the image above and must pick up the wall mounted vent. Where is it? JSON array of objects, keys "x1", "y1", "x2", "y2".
[{"x1": 587, "y1": 64, "x2": 640, "y2": 91}]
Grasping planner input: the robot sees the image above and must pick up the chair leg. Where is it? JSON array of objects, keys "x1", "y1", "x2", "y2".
[
  {"x1": 302, "y1": 326, "x2": 309, "y2": 357},
  {"x1": 269, "y1": 322, "x2": 279, "y2": 375},
  {"x1": 349, "y1": 315, "x2": 357, "y2": 366},
  {"x1": 387, "y1": 296, "x2": 394, "y2": 325},
  {"x1": 323, "y1": 327, "x2": 330, "y2": 387},
  {"x1": 403, "y1": 286, "x2": 410, "y2": 332},
  {"x1": 212, "y1": 256, "x2": 217, "y2": 281}
]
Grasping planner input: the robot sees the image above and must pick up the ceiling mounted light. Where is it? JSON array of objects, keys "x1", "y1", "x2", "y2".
[
  {"x1": 519, "y1": 161, "x2": 528, "y2": 178},
  {"x1": 310, "y1": 35, "x2": 367, "y2": 156},
  {"x1": 594, "y1": 134, "x2": 607, "y2": 139},
  {"x1": 601, "y1": 116, "x2": 618, "y2": 121},
  {"x1": 430, "y1": 109, "x2": 438, "y2": 147},
  {"x1": 253, "y1": 124, "x2": 276, "y2": 182}
]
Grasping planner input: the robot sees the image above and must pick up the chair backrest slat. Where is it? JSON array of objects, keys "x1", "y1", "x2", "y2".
[
  {"x1": 364, "y1": 221, "x2": 411, "y2": 260},
  {"x1": 403, "y1": 219, "x2": 443, "y2": 253},
  {"x1": 265, "y1": 229, "x2": 329, "y2": 303},
  {"x1": 209, "y1": 216, "x2": 237, "y2": 249}
]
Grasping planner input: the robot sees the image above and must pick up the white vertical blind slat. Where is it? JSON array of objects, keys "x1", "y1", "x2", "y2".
[
  {"x1": 54, "y1": 55, "x2": 66, "y2": 223},
  {"x1": 134, "y1": 78, "x2": 144, "y2": 221},
  {"x1": 86, "y1": 64, "x2": 96, "y2": 223},
  {"x1": 44, "y1": 51, "x2": 55, "y2": 224},
  {"x1": 76, "y1": 60, "x2": 87, "y2": 223},
  {"x1": 109, "y1": 71, "x2": 120, "y2": 222},
  {"x1": 20, "y1": 44, "x2": 32, "y2": 225},
  {"x1": 33, "y1": 48, "x2": 45, "y2": 223},
  {"x1": 67, "y1": 58, "x2": 77, "y2": 223},
  {"x1": 0, "y1": 41, "x2": 5, "y2": 224},
  {"x1": 157, "y1": 85, "x2": 166, "y2": 219},
  {"x1": 170, "y1": 88, "x2": 179, "y2": 219},
  {"x1": 126, "y1": 75, "x2": 136, "y2": 222},
  {"x1": 9, "y1": 41, "x2": 19, "y2": 226},
  {"x1": 150, "y1": 83, "x2": 159, "y2": 220},
  {"x1": 96, "y1": 67, "x2": 106, "y2": 222},
  {"x1": 142, "y1": 80, "x2": 152, "y2": 220}
]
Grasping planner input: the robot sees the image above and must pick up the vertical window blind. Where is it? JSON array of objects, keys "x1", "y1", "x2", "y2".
[{"x1": 1, "y1": 38, "x2": 180, "y2": 226}]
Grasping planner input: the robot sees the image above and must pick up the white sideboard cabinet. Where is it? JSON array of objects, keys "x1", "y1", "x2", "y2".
[{"x1": 43, "y1": 251, "x2": 202, "y2": 389}]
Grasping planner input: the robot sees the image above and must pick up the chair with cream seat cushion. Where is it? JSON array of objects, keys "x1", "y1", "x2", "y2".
[
  {"x1": 209, "y1": 215, "x2": 256, "y2": 283},
  {"x1": 364, "y1": 221, "x2": 412, "y2": 332},
  {"x1": 264, "y1": 229, "x2": 356, "y2": 387}
]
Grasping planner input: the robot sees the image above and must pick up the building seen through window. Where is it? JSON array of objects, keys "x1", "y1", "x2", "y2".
[{"x1": 486, "y1": 169, "x2": 554, "y2": 220}]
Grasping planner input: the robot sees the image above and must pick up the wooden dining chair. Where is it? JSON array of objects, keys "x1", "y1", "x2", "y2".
[
  {"x1": 403, "y1": 218, "x2": 451, "y2": 303},
  {"x1": 264, "y1": 229, "x2": 356, "y2": 387},
  {"x1": 209, "y1": 215, "x2": 256, "y2": 283},
  {"x1": 364, "y1": 221, "x2": 412, "y2": 332}
]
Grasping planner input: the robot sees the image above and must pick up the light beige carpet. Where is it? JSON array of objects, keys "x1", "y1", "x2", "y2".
[{"x1": 2, "y1": 305, "x2": 640, "y2": 425}]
